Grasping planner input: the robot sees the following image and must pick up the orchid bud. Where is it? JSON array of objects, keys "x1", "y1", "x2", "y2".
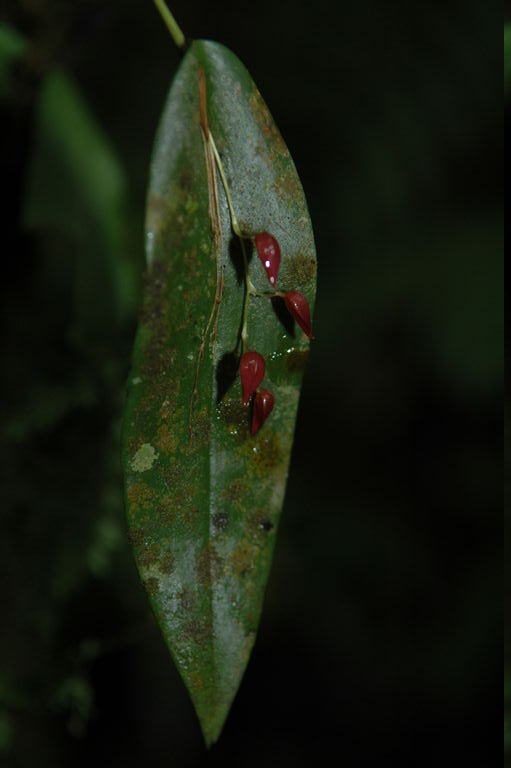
[
  {"x1": 239, "y1": 350, "x2": 266, "y2": 405},
  {"x1": 283, "y1": 290, "x2": 314, "y2": 340},
  {"x1": 254, "y1": 232, "x2": 281, "y2": 286},
  {"x1": 251, "y1": 389, "x2": 275, "y2": 435}
]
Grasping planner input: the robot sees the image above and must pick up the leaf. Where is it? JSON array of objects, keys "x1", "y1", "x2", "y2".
[
  {"x1": 23, "y1": 70, "x2": 126, "y2": 241},
  {"x1": 121, "y1": 40, "x2": 316, "y2": 745},
  {"x1": 22, "y1": 70, "x2": 136, "y2": 336},
  {"x1": 0, "y1": 24, "x2": 27, "y2": 97}
]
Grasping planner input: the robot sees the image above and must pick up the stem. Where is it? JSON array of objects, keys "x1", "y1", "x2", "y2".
[
  {"x1": 209, "y1": 132, "x2": 253, "y2": 351},
  {"x1": 209, "y1": 124, "x2": 281, "y2": 351},
  {"x1": 249, "y1": 286, "x2": 284, "y2": 299},
  {"x1": 153, "y1": 0, "x2": 186, "y2": 49},
  {"x1": 209, "y1": 133, "x2": 241, "y2": 237},
  {"x1": 240, "y1": 239, "x2": 250, "y2": 350}
]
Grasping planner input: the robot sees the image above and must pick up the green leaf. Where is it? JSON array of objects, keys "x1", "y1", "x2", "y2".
[
  {"x1": 122, "y1": 40, "x2": 316, "y2": 745},
  {"x1": 0, "y1": 24, "x2": 27, "y2": 97},
  {"x1": 23, "y1": 70, "x2": 125, "y2": 242},
  {"x1": 22, "y1": 69, "x2": 136, "y2": 336}
]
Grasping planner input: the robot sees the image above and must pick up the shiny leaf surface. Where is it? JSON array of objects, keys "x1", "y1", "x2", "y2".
[{"x1": 121, "y1": 39, "x2": 316, "y2": 745}]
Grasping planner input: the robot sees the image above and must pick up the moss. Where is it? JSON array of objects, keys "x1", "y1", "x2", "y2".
[
  {"x1": 246, "y1": 432, "x2": 283, "y2": 479},
  {"x1": 249, "y1": 85, "x2": 304, "y2": 207},
  {"x1": 140, "y1": 257, "x2": 171, "y2": 330},
  {"x1": 254, "y1": 138, "x2": 271, "y2": 167},
  {"x1": 186, "y1": 406, "x2": 210, "y2": 452},
  {"x1": 138, "y1": 542, "x2": 160, "y2": 568},
  {"x1": 145, "y1": 577, "x2": 159, "y2": 596},
  {"x1": 222, "y1": 478, "x2": 247, "y2": 505},
  {"x1": 283, "y1": 253, "x2": 316, "y2": 287},
  {"x1": 197, "y1": 543, "x2": 222, "y2": 586},
  {"x1": 167, "y1": 404, "x2": 185, "y2": 436},
  {"x1": 125, "y1": 435, "x2": 138, "y2": 454},
  {"x1": 127, "y1": 527, "x2": 145, "y2": 547},
  {"x1": 156, "y1": 494, "x2": 180, "y2": 527},
  {"x1": 127, "y1": 482, "x2": 154, "y2": 509},
  {"x1": 273, "y1": 172, "x2": 302, "y2": 208},
  {"x1": 156, "y1": 422, "x2": 179, "y2": 454},
  {"x1": 139, "y1": 342, "x2": 177, "y2": 381},
  {"x1": 249, "y1": 87, "x2": 286, "y2": 159},
  {"x1": 177, "y1": 586, "x2": 195, "y2": 613},
  {"x1": 160, "y1": 551, "x2": 175, "y2": 575},
  {"x1": 159, "y1": 395, "x2": 179, "y2": 421},
  {"x1": 158, "y1": 506, "x2": 176, "y2": 529},
  {"x1": 229, "y1": 540, "x2": 258, "y2": 578},
  {"x1": 217, "y1": 396, "x2": 248, "y2": 437},
  {"x1": 181, "y1": 505, "x2": 200, "y2": 527},
  {"x1": 185, "y1": 617, "x2": 210, "y2": 647},
  {"x1": 189, "y1": 672, "x2": 205, "y2": 692}
]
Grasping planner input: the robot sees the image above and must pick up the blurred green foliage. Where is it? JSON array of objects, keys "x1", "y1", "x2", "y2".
[
  {"x1": 0, "y1": 24, "x2": 27, "y2": 97},
  {"x1": 23, "y1": 68, "x2": 136, "y2": 344},
  {"x1": 505, "y1": 25, "x2": 511, "y2": 94},
  {"x1": 0, "y1": 1, "x2": 501, "y2": 765}
]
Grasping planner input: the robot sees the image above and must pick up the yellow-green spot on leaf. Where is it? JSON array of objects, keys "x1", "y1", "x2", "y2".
[
  {"x1": 185, "y1": 196, "x2": 199, "y2": 215},
  {"x1": 131, "y1": 443, "x2": 157, "y2": 473}
]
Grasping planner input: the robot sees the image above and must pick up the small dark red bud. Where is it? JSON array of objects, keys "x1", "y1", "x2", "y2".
[
  {"x1": 254, "y1": 232, "x2": 281, "y2": 286},
  {"x1": 239, "y1": 350, "x2": 266, "y2": 405},
  {"x1": 251, "y1": 389, "x2": 275, "y2": 436},
  {"x1": 284, "y1": 290, "x2": 315, "y2": 340}
]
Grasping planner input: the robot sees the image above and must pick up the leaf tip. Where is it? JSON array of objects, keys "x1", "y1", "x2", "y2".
[{"x1": 193, "y1": 694, "x2": 232, "y2": 749}]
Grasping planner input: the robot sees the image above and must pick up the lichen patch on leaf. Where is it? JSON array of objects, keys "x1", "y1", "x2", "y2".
[{"x1": 131, "y1": 443, "x2": 158, "y2": 473}]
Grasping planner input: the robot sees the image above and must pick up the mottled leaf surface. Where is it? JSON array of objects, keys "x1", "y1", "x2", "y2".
[{"x1": 122, "y1": 40, "x2": 316, "y2": 745}]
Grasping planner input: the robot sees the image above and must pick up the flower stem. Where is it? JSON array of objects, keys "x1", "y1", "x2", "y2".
[
  {"x1": 240, "y1": 239, "x2": 250, "y2": 350},
  {"x1": 209, "y1": 133, "x2": 241, "y2": 237},
  {"x1": 249, "y1": 286, "x2": 284, "y2": 299},
  {"x1": 153, "y1": 0, "x2": 186, "y2": 49},
  {"x1": 209, "y1": 132, "x2": 253, "y2": 351},
  {"x1": 209, "y1": 124, "x2": 281, "y2": 350}
]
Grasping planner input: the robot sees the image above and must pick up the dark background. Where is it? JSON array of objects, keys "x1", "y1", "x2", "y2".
[{"x1": 0, "y1": 1, "x2": 502, "y2": 765}]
